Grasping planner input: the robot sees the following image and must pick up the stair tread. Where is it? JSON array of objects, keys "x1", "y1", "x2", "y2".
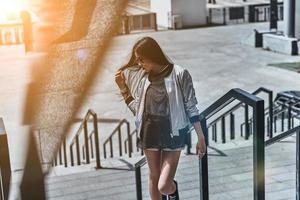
[{"x1": 45, "y1": 137, "x2": 297, "y2": 200}]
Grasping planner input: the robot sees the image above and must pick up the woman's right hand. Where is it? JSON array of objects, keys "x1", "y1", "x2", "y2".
[{"x1": 115, "y1": 70, "x2": 126, "y2": 90}]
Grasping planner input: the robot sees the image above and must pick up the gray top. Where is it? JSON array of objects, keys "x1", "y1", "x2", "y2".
[{"x1": 144, "y1": 64, "x2": 173, "y2": 117}]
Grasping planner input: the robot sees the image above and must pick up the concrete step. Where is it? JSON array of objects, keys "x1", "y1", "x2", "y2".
[{"x1": 45, "y1": 134, "x2": 297, "y2": 200}]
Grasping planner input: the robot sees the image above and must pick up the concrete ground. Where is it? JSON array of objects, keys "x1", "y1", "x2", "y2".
[{"x1": 1, "y1": 21, "x2": 300, "y2": 199}]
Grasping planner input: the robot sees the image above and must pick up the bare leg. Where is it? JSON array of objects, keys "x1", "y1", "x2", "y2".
[
  {"x1": 144, "y1": 149, "x2": 163, "y2": 200},
  {"x1": 158, "y1": 150, "x2": 181, "y2": 195}
]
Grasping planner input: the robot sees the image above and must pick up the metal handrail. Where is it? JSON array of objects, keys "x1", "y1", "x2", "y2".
[
  {"x1": 124, "y1": 129, "x2": 144, "y2": 156},
  {"x1": 241, "y1": 102, "x2": 300, "y2": 139},
  {"x1": 275, "y1": 92, "x2": 300, "y2": 103},
  {"x1": 265, "y1": 125, "x2": 300, "y2": 146},
  {"x1": 82, "y1": 130, "x2": 95, "y2": 161},
  {"x1": 239, "y1": 104, "x2": 284, "y2": 137},
  {"x1": 269, "y1": 100, "x2": 300, "y2": 134},
  {"x1": 53, "y1": 109, "x2": 101, "y2": 169},
  {"x1": 199, "y1": 88, "x2": 265, "y2": 200},
  {"x1": 208, "y1": 87, "x2": 272, "y2": 125},
  {"x1": 135, "y1": 156, "x2": 147, "y2": 200},
  {"x1": 103, "y1": 119, "x2": 132, "y2": 158},
  {"x1": 207, "y1": 87, "x2": 273, "y2": 141},
  {"x1": 0, "y1": 118, "x2": 11, "y2": 200}
]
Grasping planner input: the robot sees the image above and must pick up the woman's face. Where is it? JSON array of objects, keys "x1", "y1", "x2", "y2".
[{"x1": 135, "y1": 53, "x2": 155, "y2": 73}]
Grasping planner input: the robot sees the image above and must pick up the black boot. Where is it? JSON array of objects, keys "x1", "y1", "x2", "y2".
[
  {"x1": 161, "y1": 194, "x2": 167, "y2": 200},
  {"x1": 168, "y1": 180, "x2": 179, "y2": 200}
]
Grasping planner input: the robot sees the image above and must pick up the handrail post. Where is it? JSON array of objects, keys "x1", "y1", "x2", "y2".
[
  {"x1": 253, "y1": 100, "x2": 265, "y2": 200},
  {"x1": 245, "y1": 104, "x2": 250, "y2": 140},
  {"x1": 213, "y1": 124, "x2": 217, "y2": 142},
  {"x1": 58, "y1": 146, "x2": 62, "y2": 165},
  {"x1": 274, "y1": 116, "x2": 277, "y2": 132},
  {"x1": 281, "y1": 105, "x2": 285, "y2": 132},
  {"x1": 268, "y1": 92, "x2": 273, "y2": 138},
  {"x1": 103, "y1": 144, "x2": 107, "y2": 159},
  {"x1": 135, "y1": 166, "x2": 143, "y2": 200},
  {"x1": 127, "y1": 122, "x2": 132, "y2": 158},
  {"x1": 124, "y1": 140, "x2": 128, "y2": 154},
  {"x1": 267, "y1": 117, "x2": 270, "y2": 137},
  {"x1": 296, "y1": 130, "x2": 300, "y2": 200},
  {"x1": 230, "y1": 113, "x2": 235, "y2": 139},
  {"x1": 118, "y1": 126, "x2": 122, "y2": 156},
  {"x1": 211, "y1": 125, "x2": 215, "y2": 141},
  {"x1": 70, "y1": 145, "x2": 74, "y2": 166},
  {"x1": 109, "y1": 137, "x2": 113, "y2": 158},
  {"x1": 241, "y1": 123, "x2": 244, "y2": 137},
  {"x1": 136, "y1": 130, "x2": 139, "y2": 152},
  {"x1": 75, "y1": 135, "x2": 81, "y2": 165},
  {"x1": 221, "y1": 116, "x2": 226, "y2": 143},
  {"x1": 199, "y1": 117, "x2": 209, "y2": 200},
  {"x1": 82, "y1": 146, "x2": 85, "y2": 160},
  {"x1": 288, "y1": 105, "x2": 292, "y2": 130},
  {"x1": 90, "y1": 134, "x2": 94, "y2": 159},
  {"x1": 83, "y1": 120, "x2": 90, "y2": 164},
  {"x1": 63, "y1": 138, "x2": 68, "y2": 167},
  {"x1": 93, "y1": 113, "x2": 101, "y2": 169}
]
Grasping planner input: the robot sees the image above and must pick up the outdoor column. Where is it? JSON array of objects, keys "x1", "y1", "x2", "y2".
[
  {"x1": 295, "y1": 0, "x2": 300, "y2": 39},
  {"x1": 21, "y1": 11, "x2": 33, "y2": 52},
  {"x1": 284, "y1": 0, "x2": 295, "y2": 37}
]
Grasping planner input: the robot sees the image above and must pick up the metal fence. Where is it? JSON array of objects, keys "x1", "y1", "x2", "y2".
[{"x1": 208, "y1": 2, "x2": 283, "y2": 26}]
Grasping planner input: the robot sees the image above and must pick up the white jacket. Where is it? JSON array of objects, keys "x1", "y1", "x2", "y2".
[{"x1": 123, "y1": 64, "x2": 200, "y2": 137}]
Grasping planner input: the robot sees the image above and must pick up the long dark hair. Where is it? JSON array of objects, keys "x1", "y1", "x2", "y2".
[{"x1": 120, "y1": 37, "x2": 172, "y2": 71}]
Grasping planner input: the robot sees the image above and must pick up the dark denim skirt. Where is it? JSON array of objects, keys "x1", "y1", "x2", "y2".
[{"x1": 137, "y1": 113, "x2": 186, "y2": 150}]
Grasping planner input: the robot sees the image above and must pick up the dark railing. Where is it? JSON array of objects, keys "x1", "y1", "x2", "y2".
[
  {"x1": 53, "y1": 109, "x2": 101, "y2": 169},
  {"x1": 240, "y1": 105, "x2": 281, "y2": 138},
  {"x1": 70, "y1": 110, "x2": 101, "y2": 168},
  {"x1": 76, "y1": 117, "x2": 137, "y2": 160},
  {"x1": 53, "y1": 136, "x2": 68, "y2": 167},
  {"x1": 0, "y1": 118, "x2": 11, "y2": 200},
  {"x1": 83, "y1": 130, "x2": 95, "y2": 161},
  {"x1": 269, "y1": 100, "x2": 300, "y2": 133},
  {"x1": 103, "y1": 119, "x2": 132, "y2": 158},
  {"x1": 124, "y1": 129, "x2": 144, "y2": 156},
  {"x1": 264, "y1": 125, "x2": 300, "y2": 200},
  {"x1": 199, "y1": 88, "x2": 265, "y2": 200},
  {"x1": 207, "y1": 87, "x2": 272, "y2": 145},
  {"x1": 135, "y1": 156, "x2": 147, "y2": 200}
]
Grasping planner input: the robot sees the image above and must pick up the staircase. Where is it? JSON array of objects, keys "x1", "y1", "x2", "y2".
[
  {"x1": 45, "y1": 135, "x2": 297, "y2": 200},
  {"x1": 45, "y1": 87, "x2": 300, "y2": 200}
]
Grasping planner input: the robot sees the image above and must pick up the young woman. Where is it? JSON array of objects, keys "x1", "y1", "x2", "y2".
[{"x1": 115, "y1": 37, "x2": 206, "y2": 200}]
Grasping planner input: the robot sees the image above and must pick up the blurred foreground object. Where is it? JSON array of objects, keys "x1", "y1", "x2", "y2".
[
  {"x1": 21, "y1": 0, "x2": 128, "y2": 199},
  {"x1": 0, "y1": 118, "x2": 11, "y2": 200}
]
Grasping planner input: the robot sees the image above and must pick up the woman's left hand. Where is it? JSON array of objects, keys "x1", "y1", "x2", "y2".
[{"x1": 196, "y1": 135, "x2": 207, "y2": 159}]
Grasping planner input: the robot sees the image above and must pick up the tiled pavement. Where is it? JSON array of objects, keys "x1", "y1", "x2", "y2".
[{"x1": 45, "y1": 134, "x2": 297, "y2": 200}]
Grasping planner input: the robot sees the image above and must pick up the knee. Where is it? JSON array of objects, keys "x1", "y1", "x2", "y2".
[
  {"x1": 149, "y1": 172, "x2": 160, "y2": 183},
  {"x1": 158, "y1": 180, "x2": 174, "y2": 195}
]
